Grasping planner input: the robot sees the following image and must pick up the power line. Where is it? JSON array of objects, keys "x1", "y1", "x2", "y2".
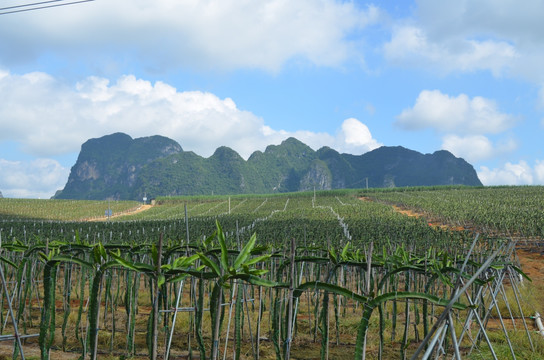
[
  {"x1": 0, "y1": 0, "x2": 72, "y2": 11},
  {"x1": 0, "y1": 0, "x2": 94, "y2": 15}
]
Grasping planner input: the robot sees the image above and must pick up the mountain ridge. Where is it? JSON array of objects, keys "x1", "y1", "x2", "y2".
[{"x1": 54, "y1": 133, "x2": 483, "y2": 200}]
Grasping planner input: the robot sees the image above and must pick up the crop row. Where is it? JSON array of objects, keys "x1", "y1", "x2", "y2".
[
  {"x1": 0, "y1": 188, "x2": 540, "y2": 359},
  {"x1": 0, "y1": 219, "x2": 521, "y2": 360},
  {"x1": 365, "y1": 186, "x2": 544, "y2": 237},
  {"x1": 0, "y1": 198, "x2": 140, "y2": 221}
]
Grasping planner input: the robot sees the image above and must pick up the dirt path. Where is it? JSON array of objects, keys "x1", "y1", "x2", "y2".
[
  {"x1": 361, "y1": 197, "x2": 467, "y2": 231},
  {"x1": 88, "y1": 204, "x2": 153, "y2": 221}
]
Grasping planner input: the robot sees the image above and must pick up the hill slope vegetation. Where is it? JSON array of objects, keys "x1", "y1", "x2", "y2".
[{"x1": 54, "y1": 133, "x2": 482, "y2": 200}]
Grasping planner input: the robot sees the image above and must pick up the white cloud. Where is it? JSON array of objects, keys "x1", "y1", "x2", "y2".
[
  {"x1": 384, "y1": 25, "x2": 517, "y2": 76},
  {"x1": 477, "y1": 160, "x2": 544, "y2": 186},
  {"x1": 245, "y1": 118, "x2": 381, "y2": 156},
  {"x1": 339, "y1": 118, "x2": 381, "y2": 153},
  {"x1": 0, "y1": 71, "x2": 266, "y2": 158},
  {"x1": 441, "y1": 134, "x2": 517, "y2": 163},
  {"x1": 383, "y1": 1, "x2": 544, "y2": 82},
  {"x1": 0, "y1": 0, "x2": 381, "y2": 72},
  {"x1": 0, "y1": 71, "x2": 382, "y2": 197},
  {"x1": 534, "y1": 160, "x2": 544, "y2": 181},
  {"x1": 396, "y1": 90, "x2": 517, "y2": 135},
  {"x1": 0, "y1": 158, "x2": 69, "y2": 198},
  {"x1": 0, "y1": 70, "x2": 381, "y2": 159},
  {"x1": 397, "y1": 90, "x2": 519, "y2": 165},
  {"x1": 415, "y1": 0, "x2": 544, "y2": 47}
]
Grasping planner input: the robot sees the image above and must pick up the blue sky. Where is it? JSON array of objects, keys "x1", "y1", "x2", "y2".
[{"x1": 1, "y1": 0, "x2": 544, "y2": 198}]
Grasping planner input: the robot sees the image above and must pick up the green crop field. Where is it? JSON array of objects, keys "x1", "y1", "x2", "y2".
[
  {"x1": 0, "y1": 198, "x2": 141, "y2": 221},
  {"x1": 0, "y1": 186, "x2": 543, "y2": 359}
]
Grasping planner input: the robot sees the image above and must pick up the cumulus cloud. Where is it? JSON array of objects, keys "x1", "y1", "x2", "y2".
[
  {"x1": 396, "y1": 90, "x2": 517, "y2": 134},
  {"x1": 0, "y1": 71, "x2": 264, "y2": 158},
  {"x1": 382, "y1": 0, "x2": 544, "y2": 82},
  {"x1": 535, "y1": 160, "x2": 544, "y2": 182},
  {"x1": 396, "y1": 89, "x2": 519, "y2": 164},
  {"x1": 0, "y1": 70, "x2": 382, "y2": 197},
  {"x1": 384, "y1": 25, "x2": 517, "y2": 76},
  {"x1": 0, "y1": 71, "x2": 380, "y2": 159},
  {"x1": 441, "y1": 135, "x2": 517, "y2": 163},
  {"x1": 478, "y1": 160, "x2": 544, "y2": 186},
  {"x1": 0, "y1": 158, "x2": 69, "y2": 198},
  {"x1": 339, "y1": 118, "x2": 382, "y2": 153},
  {"x1": 0, "y1": 0, "x2": 380, "y2": 72},
  {"x1": 414, "y1": 0, "x2": 544, "y2": 42},
  {"x1": 259, "y1": 118, "x2": 381, "y2": 156}
]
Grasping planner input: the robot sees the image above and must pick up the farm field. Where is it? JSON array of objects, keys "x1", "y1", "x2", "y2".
[
  {"x1": 0, "y1": 186, "x2": 543, "y2": 359},
  {"x1": 0, "y1": 198, "x2": 141, "y2": 222}
]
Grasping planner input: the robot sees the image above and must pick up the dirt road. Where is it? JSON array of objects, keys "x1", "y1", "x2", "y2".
[{"x1": 88, "y1": 204, "x2": 153, "y2": 221}]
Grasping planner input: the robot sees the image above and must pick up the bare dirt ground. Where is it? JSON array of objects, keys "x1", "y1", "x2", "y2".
[
  {"x1": 517, "y1": 248, "x2": 544, "y2": 280},
  {"x1": 0, "y1": 341, "x2": 80, "y2": 359}
]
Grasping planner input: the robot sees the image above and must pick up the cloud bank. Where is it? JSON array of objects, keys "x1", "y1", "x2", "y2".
[
  {"x1": 0, "y1": 70, "x2": 381, "y2": 198},
  {"x1": 0, "y1": 158, "x2": 69, "y2": 199},
  {"x1": 396, "y1": 89, "x2": 517, "y2": 164},
  {"x1": 478, "y1": 160, "x2": 544, "y2": 186},
  {"x1": 383, "y1": 0, "x2": 544, "y2": 83},
  {"x1": 384, "y1": 25, "x2": 517, "y2": 76},
  {"x1": 0, "y1": 0, "x2": 380, "y2": 72},
  {"x1": 396, "y1": 90, "x2": 517, "y2": 135}
]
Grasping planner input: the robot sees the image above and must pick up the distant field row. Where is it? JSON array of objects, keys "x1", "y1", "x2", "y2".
[
  {"x1": 1, "y1": 186, "x2": 544, "y2": 247},
  {"x1": 2, "y1": 186, "x2": 544, "y2": 238},
  {"x1": 1, "y1": 189, "x2": 447, "y2": 248},
  {"x1": 364, "y1": 185, "x2": 544, "y2": 237},
  {"x1": 0, "y1": 198, "x2": 141, "y2": 221}
]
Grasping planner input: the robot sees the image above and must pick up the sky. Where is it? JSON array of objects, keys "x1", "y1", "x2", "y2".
[{"x1": 1, "y1": 0, "x2": 544, "y2": 198}]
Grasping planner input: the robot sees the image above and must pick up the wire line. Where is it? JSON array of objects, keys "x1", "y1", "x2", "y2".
[
  {"x1": 1, "y1": 0, "x2": 68, "y2": 11},
  {"x1": 0, "y1": 0, "x2": 94, "y2": 15}
]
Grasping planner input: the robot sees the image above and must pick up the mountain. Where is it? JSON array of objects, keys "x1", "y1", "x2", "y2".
[
  {"x1": 54, "y1": 133, "x2": 483, "y2": 200},
  {"x1": 0, "y1": 191, "x2": 3, "y2": 198},
  {"x1": 55, "y1": 133, "x2": 182, "y2": 200},
  {"x1": 332, "y1": 146, "x2": 482, "y2": 188},
  {"x1": 248, "y1": 137, "x2": 321, "y2": 192}
]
